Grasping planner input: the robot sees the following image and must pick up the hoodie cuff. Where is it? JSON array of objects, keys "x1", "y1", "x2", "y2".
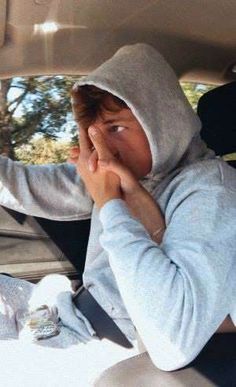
[{"x1": 99, "y1": 199, "x2": 131, "y2": 227}]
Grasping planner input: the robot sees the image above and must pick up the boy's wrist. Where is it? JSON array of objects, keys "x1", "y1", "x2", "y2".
[
  {"x1": 96, "y1": 193, "x2": 122, "y2": 209},
  {"x1": 124, "y1": 184, "x2": 148, "y2": 209}
]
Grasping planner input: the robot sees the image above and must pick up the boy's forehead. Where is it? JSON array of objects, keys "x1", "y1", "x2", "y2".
[{"x1": 99, "y1": 107, "x2": 137, "y2": 123}]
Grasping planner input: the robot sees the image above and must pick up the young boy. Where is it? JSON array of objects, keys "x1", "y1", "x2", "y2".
[{"x1": 0, "y1": 43, "x2": 235, "y2": 372}]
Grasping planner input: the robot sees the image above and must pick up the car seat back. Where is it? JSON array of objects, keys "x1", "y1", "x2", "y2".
[{"x1": 198, "y1": 81, "x2": 236, "y2": 168}]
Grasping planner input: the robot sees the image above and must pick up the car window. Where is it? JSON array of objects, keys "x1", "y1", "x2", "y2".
[{"x1": 1, "y1": 77, "x2": 217, "y2": 164}]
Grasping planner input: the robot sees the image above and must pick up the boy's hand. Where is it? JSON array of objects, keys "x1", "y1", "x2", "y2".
[
  {"x1": 67, "y1": 145, "x2": 80, "y2": 165},
  {"x1": 68, "y1": 129, "x2": 141, "y2": 199},
  {"x1": 67, "y1": 145, "x2": 98, "y2": 173},
  {"x1": 79, "y1": 126, "x2": 166, "y2": 243},
  {"x1": 89, "y1": 127, "x2": 141, "y2": 195},
  {"x1": 88, "y1": 129, "x2": 166, "y2": 243},
  {"x1": 76, "y1": 127, "x2": 121, "y2": 209}
]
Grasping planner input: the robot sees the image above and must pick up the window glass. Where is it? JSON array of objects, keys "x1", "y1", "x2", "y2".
[
  {"x1": 181, "y1": 82, "x2": 215, "y2": 111},
  {"x1": 0, "y1": 76, "x2": 78, "y2": 164},
  {"x1": 1, "y1": 78, "x2": 223, "y2": 164}
]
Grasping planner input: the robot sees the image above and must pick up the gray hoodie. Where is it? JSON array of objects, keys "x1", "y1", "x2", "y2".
[{"x1": 0, "y1": 44, "x2": 236, "y2": 371}]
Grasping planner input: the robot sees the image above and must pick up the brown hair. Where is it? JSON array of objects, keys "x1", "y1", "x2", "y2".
[{"x1": 71, "y1": 85, "x2": 128, "y2": 129}]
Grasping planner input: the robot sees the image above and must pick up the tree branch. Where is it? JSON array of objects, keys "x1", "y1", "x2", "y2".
[{"x1": 7, "y1": 87, "x2": 30, "y2": 114}]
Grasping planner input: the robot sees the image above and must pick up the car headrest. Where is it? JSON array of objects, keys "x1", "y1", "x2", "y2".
[{"x1": 197, "y1": 81, "x2": 236, "y2": 157}]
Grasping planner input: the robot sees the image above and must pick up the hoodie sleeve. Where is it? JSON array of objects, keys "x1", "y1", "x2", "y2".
[
  {"x1": 99, "y1": 188, "x2": 236, "y2": 371},
  {"x1": 0, "y1": 156, "x2": 93, "y2": 220}
]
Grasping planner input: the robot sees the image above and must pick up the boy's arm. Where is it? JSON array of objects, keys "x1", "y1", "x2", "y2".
[
  {"x1": 0, "y1": 156, "x2": 93, "y2": 220},
  {"x1": 99, "y1": 187, "x2": 235, "y2": 371}
]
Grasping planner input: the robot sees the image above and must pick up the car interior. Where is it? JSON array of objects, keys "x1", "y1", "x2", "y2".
[{"x1": 0, "y1": 1, "x2": 236, "y2": 385}]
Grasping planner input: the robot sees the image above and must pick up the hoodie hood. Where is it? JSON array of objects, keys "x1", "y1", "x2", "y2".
[{"x1": 74, "y1": 43, "x2": 214, "y2": 185}]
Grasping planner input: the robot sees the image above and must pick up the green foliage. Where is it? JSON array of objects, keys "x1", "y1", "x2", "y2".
[
  {"x1": 0, "y1": 75, "x2": 78, "y2": 158},
  {"x1": 15, "y1": 137, "x2": 71, "y2": 165},
  {"x1": 11, "y1": 75, "x2": 78, "y2": 143},
  {"x1": 181, "y1": 82, "x2": 215, "y2": 111}
]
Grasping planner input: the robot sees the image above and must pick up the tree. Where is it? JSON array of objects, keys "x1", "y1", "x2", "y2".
[
  {"x1": 15, "y1": 137, "x2": 70, "y2": 165},
  {"x1": 181, "y1": 82, "x2": 215, "y2": 111},
  {"x1": 0, "y1": 76, "x2": 78, "y2": 159},
  {"x1": 0, "y1": 79, "x2": 15, "y2": 158}
]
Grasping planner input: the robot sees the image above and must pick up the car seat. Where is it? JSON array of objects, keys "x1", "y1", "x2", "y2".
[{"x1": 198, "y1": 81, "x2": 236, "y2": 168}]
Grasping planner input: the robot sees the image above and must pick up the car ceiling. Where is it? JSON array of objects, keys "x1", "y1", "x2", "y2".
[{"x1": 0, "y1": 0, "x2": 236, "y2": 83}]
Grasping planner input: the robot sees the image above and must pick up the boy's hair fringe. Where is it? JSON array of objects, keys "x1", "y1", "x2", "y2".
[{"x1": 71, "y1": 85, "x2": 127, "y2": 129}]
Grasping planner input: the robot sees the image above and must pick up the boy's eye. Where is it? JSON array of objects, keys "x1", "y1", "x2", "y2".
[{"x1": 109, "y1": 126, "x2": 125, "y2": 133}]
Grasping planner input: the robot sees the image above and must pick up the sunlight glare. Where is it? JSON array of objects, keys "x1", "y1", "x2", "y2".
[{"x1": 34, "y1": 21, "x2": 59, "y2": 34}]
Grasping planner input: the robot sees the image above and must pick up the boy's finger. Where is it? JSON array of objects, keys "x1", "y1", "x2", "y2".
[
  {"x1": 99, "y1": 159, "x2": 133, "y2": 181},
  {"x1": 79, "y1": 128, "x2": 92, "y2": 154},
  {"x1": 67, "y1": 157, "x2": 78, "y2": 165},
  {"x1": 67, "y1": 146, "x2": 80, "y2": 164},
  {"x1": 68, "y1": 145, "x2": 80, "y2": 158},
  {"x1": 88, "y1": 149, "x2": 98, "y2": 172},
  {"x1": 98, "y1": 159, "x2": 137, "y2": 193},
  {"x1": 88, "y1": 126, "x2": 113, "y2": 160}
]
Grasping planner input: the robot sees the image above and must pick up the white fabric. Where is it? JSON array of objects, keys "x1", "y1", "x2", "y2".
[{"x1": 0, "y1": 274, "x2": 96, "y2": 347}]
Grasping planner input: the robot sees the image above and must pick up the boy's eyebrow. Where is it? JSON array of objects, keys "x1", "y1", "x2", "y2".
[
  {"x1": 103, "y1": 119, "x2": 117, "y2": 124},
  {"x1": 102, "y1": 116, "x2": 133, "y2": 125}
]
